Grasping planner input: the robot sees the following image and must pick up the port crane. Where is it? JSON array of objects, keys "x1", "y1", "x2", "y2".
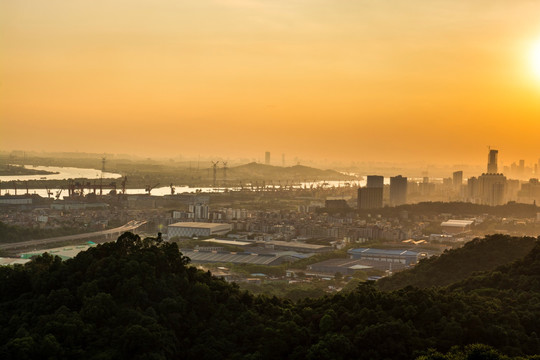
[{"x1": 145, "y1": 183, "x2": 160, "y2": 195}]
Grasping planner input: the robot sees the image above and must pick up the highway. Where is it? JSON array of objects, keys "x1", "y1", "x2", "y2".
[{"x1": 0, "y1": 220, "x2": 147, "y2": 251}]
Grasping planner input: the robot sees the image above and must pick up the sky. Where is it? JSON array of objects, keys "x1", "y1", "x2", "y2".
[{"x1": 1, "y1": 0, "x2": 540, "y2": 166}]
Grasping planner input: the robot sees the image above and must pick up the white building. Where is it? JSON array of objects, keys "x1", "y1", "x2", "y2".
[{"x1": 168, "y1": 222, "x2": 232, "y2": 238}]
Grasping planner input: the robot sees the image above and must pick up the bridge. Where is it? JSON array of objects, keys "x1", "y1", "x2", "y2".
[{"x1": 0, "y1": 220, "x2": 147, "y2": 252}]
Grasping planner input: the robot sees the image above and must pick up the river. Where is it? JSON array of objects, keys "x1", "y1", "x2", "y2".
[{"x1": 0, "y1": 165, "x2": 392, "y2": 197}]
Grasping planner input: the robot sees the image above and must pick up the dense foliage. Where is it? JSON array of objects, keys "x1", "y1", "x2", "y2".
[
  {"x1": 378, "y1": 234, "x2": 537, "y2": 291},
  {"x1": 2, "y1": 232, "x2": 540, "y2": 359}
]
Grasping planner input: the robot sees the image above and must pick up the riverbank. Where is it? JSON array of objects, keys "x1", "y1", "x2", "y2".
[{"x1": 0, "y1": 165, "x2": 58, "y2": 177}]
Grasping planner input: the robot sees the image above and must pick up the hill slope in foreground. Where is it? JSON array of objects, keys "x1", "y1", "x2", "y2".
[
  {"x1": 378, "y1": 234, "x2": 537, "y2": 291},
  {"x1": 1, "y1": 232, "x2": 540, "y2": 359}
]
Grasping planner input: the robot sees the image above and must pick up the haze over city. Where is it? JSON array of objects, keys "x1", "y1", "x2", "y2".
[{"x1": 1, "y1": 0, "x2": 540, "y2": 164}]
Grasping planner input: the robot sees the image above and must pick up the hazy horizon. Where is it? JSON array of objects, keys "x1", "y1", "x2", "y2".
[{"x1": 1, "y1": 1, "x2": 540, "y2": 164}]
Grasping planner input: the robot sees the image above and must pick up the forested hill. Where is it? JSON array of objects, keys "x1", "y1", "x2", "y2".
[
  {"x1": 451, "y1": 238, "x2": 540, "y2": 293},
  {"x1": 377, "y1": 234, "x2": 538, "y2": 291},
  {"x1": 2, "y1": 233, "x2": 540, "y2": 359},
  {"x1": 229, "y1": 162, "x2": 353, "y2": 181}
]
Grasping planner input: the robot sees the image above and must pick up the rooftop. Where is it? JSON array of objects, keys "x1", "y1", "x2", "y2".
[
  {"x1": 202, "y1": 238, "x2": 251, "y2": 246},
  {"x1": 169, "y1": 222, "x2": 230, "y2": 229},
  {"x1": 263, "y1": 240, "x2": 331, "y2": 250},
  {"x1": 441, "y1": 220, "x2": 474, "y2": 227},
  {"x1": 348, "y1": 248, "x2": 419, "y2": 257}
]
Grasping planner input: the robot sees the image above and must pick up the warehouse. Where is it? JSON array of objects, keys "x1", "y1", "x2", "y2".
[
  {"x1": 307, "y1": 258, "x2": 372, "y2": 276},
  {"x1": 440, "y1": 219, "x2": 474, "y2": 234},
  {"x1": 180, "y1": 249, "x2": 305, "y2": 265},
  {"x1": 259, "y1": 240, "x2": 332, "y2": 253},
  {"x1": 168, "y1": 222, "x2": 232, "y2": 238},
  {"x1": 348, "y1": 248, "x2": 421, "y2": 266}
]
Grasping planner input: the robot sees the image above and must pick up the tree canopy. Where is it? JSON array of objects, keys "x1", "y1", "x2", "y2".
[{"x1": 1, "y1": 232, "x2": 540, "y2": 359}]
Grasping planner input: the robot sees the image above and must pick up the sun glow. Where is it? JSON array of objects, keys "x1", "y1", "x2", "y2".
[{"x1": 531, "y1": 41, "x2": 540, "y2": 79}]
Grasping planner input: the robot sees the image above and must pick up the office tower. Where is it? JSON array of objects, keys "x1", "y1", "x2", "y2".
[
  {"x1": 366, "y1": 175, "x2": 384, "y2": 188},
  {"x1": 282, "y1": 153, "x2": 285, "y2": 167},
  {"x1": 265, "y1": 151, "x2": 270, "y2": 165},
  {"x1": 358, "y1": 188, "x2": 383, "y2": 209},
  {"x1": 487, "y1": 149, "x2": 498, "y2": 173},
  {"x1": 453, "y1": 171, "x2": 463, "y2": 187},
  {"x1": 467, "y1": 176, "x2": 478, "y2": 202},
  {"x1": 453, "y1": 171, "x2": 463, "y2": 194},
  {"x1": 478, "y1": 173, "x2": 507, "y2": 206},
  {"x1": 358, "y1": 175, "x2": 384, "y2": 209},
  {"x1": 390, "y1": 175, "x2": 407, "y2": 206}
]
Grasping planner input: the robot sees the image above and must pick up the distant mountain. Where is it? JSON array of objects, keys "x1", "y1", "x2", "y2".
[
  {"x1": 228, "y1": 162, "x2": 354, "y2": 181},
  {"x1": 377, "y1": 234, "x2": 537, "y2": 291}
]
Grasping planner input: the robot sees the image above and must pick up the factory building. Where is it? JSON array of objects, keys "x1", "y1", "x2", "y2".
[
  {"x1": 441, "y1": 219, "x2": 474, "y2": 234},
  {"x1": 348, "y1": 248, "x2": 421, "y2": 266},
  {"x1": 168, "y1": 222, "x2": 232, "y2": 238}
]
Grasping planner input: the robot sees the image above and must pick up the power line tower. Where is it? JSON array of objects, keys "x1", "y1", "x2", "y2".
[
  {"x1": 100, "y1": 157, "x2": 106, "y2": 196},
  {"x1": 212, "y1": 161, "x2": 219, "y2": 188},
  {"x1": 222, "y1": 161, "x2": 228, "y2": 185}
]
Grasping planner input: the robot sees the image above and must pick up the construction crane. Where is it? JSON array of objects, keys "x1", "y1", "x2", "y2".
[{"x1": 145, "y1": 183, "x2": 160, "y2": 195}]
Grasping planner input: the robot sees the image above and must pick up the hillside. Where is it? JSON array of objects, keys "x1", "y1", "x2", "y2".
[
  {"x1": 377, "y1": 234, "x2": 538, "y2": 291},
  {"x1": 2, "y1": 233, "x2": 540, "y2": 359},
  {"x1": 228, "y1": 162, "x2": 354, "y2": 182}
]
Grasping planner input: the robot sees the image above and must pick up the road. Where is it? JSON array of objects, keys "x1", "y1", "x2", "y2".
[{"x1": 0, "y1": 220, "x2": 147, "y2": 251}]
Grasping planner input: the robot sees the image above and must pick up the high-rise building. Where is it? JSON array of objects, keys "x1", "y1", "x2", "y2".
[
  {"x1": 265, "y1": 151, "x2": 270, "y2": 165},
  {"x1": 478, "y1": 173, "x2": 507, "y2": 205},
  {"x1": 390, "y1": 175, "x2": 407, "y2": 206},
  {"x1": 452, "y1": 171, "x2": 463, "y2": 187},
  {"x1": 453, "y1": 171, "x2": 463, "y2": 194},
  {"x1": 487, "y1": 149, "x2": 498, "y2": 173},
  {"x1": 358, "y1": 175, "x2": 384, "y2": 209},
  {"x1": 467, "y1": 176, "x2": 478, "y2": 202},
  {"x1": 366, "y1": 175, "x2": 384, "y2": 188},
  {"x1": 358, "y1": 188, "x2": 383, "y2": 209}
]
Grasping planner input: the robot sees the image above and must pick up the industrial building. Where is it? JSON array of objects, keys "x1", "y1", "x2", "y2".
[
  {"x1": 168, "y1": 222, "x2": 232, "y2": 238},
  {"x1": 441, "y1": 219, "x2": 474, "y2": 234},
  {"x1": 348, "y1": 248, "x2": 421, "y2": 266},
  {"x1": 307, "y1": 258, "x2": 372, "y2": 276},
  {"x1": 180, "y1": 249, "x2": 305, "y2": 265},
  {"x1": 259, "y1": 240, "x2": 332, "y2": 253}
]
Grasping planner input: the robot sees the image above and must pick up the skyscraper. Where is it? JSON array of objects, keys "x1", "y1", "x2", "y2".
[
  {"x1": 265, "y1": 151, "x2": 270, "y2": 165},
  {"x1": 358, "y1": 175, "x2": 384, "y2": 209},
  {"x1": 390, "y1": 175, "x2": 407, "y2": 206},
  {"x1": 487, "y1": 149, "x2": 498, "y2": 173},
  {"x1": 478, "y1": 173, "x2": 507, "y2": 205},
  {"x1": 366, "y1": 175, "x2": 384, "y2": 188},
  {"x1": 453, "y1": 171, "x2": 463, "y2": 194}
]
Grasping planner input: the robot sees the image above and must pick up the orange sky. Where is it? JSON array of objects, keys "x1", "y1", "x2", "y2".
[{"x1": 1, "y1": 0, "x2": 540, "y2": 165}]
